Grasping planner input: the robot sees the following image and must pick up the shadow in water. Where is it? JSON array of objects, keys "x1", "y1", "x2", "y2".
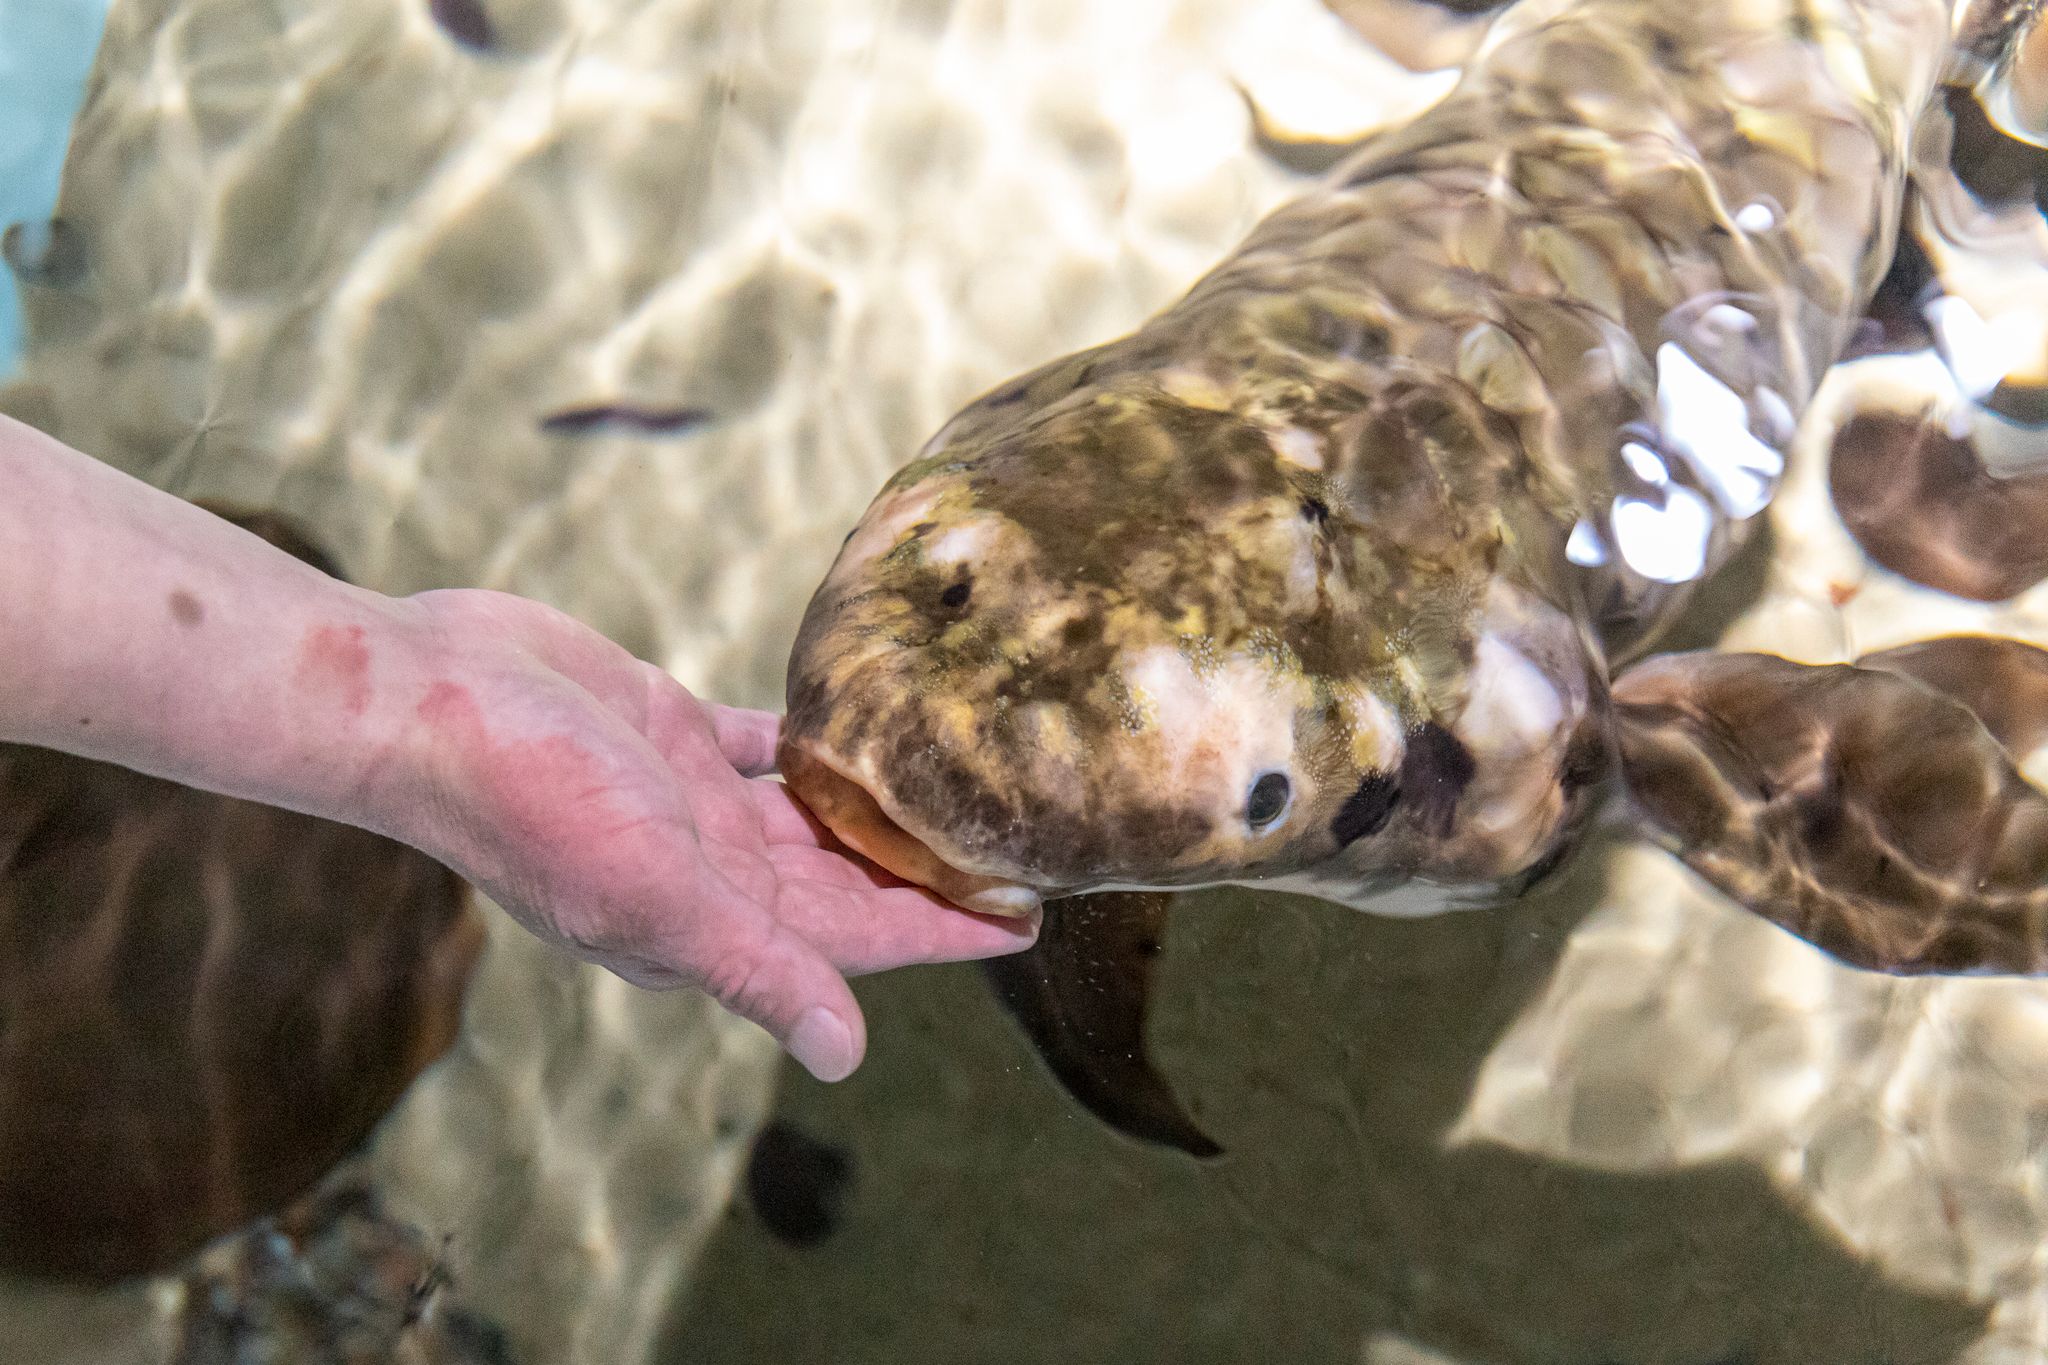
[{"x1": 670, "y1": 832, "x2": 1990, "y2": 1364}]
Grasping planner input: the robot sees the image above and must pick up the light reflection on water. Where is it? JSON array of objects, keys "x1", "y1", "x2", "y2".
[{"x1": 5, "y1": 0, "x2": 2048, "y2": 1362}]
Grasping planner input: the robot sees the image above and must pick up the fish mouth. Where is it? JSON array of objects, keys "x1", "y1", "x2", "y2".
[{"x1": 777, "y1": 741, "x2": 1044, "y2": 918}]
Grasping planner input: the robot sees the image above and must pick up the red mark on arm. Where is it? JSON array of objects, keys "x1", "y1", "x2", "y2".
[
  {"x1": 416, "y1": 680, "x2": 479, "y2": 729},
  {"x1": 295, "y1": 624, "x2": 372, "y2": 718}
]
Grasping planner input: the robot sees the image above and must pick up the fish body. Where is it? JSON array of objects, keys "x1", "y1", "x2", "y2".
[
  {"x1": 782, "y1": 0, "x2": 2048, "y2": 1151},
  {"x1": 789, "y1": 0, "x2": 1956, "y2": 905}
]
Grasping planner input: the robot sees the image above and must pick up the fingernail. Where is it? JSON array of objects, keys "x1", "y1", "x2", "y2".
[{"x1": 788, "y1": 1007, "x2": 857, "y2": 1082}]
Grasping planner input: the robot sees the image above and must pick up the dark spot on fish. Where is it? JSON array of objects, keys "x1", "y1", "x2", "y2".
[
  {"x1": 1401, "y1": 722, "x2": 1475, "y2": 837},
  {"x1": 1246, "y1": 772, "x2": 1290, "y2": 827},
  {"x1": 166, "y1": 590, "x2": 204, "y2": 628},
  {"x1": 1331, "y1": 772, "x2": 1400, "y2": 847},
  {"x1": 940, "y1": 580, "x2": 971, "y2": 610},
  {"x1": 911, "y1": 522, "x2": 939, "y2": 538},
  {"x1": 1, "y1": 218, "x2": 87, "y2": 289},
  {"x1": 427, "y1": 0, "x2": 496, "y2": 50},
  {"x1": 539, "y1": 404, "x2": 712, "y2": 437},
  {"x1": 745, "y1": 1120, "x2": 854, "y2": 1248},
  {"x1": 1299, "y1": 496, "x2": 1330, "y2": 524}
]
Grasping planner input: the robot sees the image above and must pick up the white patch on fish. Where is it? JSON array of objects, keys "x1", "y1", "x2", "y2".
[
  {"x1": 1458, "y1": 633, "x2": 1572, "y2": 846},
  {"x1": 1272, "y1": 424, "x2": 1325, "y2": 470},
  {"x1": 1120, "y1": 646, "x2": 1303, "y2": 829},
  {"x1": 924, "y1": 519, "x2": 997, "y2": 566},
  {"x1": 1463, "y1": 634, "x2": 1564, "y2": 751}
]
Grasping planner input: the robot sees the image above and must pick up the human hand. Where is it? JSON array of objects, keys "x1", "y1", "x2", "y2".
[{"x1": 385, "y1": 589, "x2": 1039, "y2": 1081}]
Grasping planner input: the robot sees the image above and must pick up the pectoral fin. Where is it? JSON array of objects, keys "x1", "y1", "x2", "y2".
[
  {"x1": 980, "y1": 890, "x2": 1221, "y2": 1159},
  {"x1": 1612, "y1": 648, "x2": 2048, "y2": 974}
]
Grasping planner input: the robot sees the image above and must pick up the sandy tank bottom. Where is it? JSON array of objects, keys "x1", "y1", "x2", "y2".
[{"x1": 6, "y1": 0, "x2": 2048, "y2": 1362}]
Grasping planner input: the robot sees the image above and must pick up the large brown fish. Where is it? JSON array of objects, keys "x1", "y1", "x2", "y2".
[{"x1": 783, "y1": 0, "x2": 2048, "y2": 1155}]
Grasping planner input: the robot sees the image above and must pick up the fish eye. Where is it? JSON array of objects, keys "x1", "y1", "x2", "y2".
[
  {"x1": 1246, "y1": 772, "x2": 1291, "y2": 828},
  {"x1": 940, "y1": 579, "x2": 971, "y2": 609}
]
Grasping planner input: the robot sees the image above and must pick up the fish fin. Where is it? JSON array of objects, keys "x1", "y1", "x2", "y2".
[
  {"x1": 980, "y1": 890, "x2": 1222, "y2": 1158},
  {"x1": 1613, "y1": 649, "x2": 2048, "y2": 974}
]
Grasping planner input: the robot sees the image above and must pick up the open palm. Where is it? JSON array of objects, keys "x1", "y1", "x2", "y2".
[{"x1": 395, "y1": 589, "x2": 1038, "y2": 1080}]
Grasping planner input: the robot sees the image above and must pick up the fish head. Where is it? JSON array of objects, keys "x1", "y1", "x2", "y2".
[{"x1": 782, "y1": 371, "x2": 1608, "y2": 913}]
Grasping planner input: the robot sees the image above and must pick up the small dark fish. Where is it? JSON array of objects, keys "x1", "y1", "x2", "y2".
[
  {"x1": 428, "y1": 0, "x2": 497, "y2": 52},
  {"x1": 745, "y1": 1120, "x2": 855, "y2": 1247},
  {"x1": 539, "y1": 404, "x2": 714, "y2": 437},
  {"x1": 1, "y1": 218, "x2": 88, "y2": 289}
]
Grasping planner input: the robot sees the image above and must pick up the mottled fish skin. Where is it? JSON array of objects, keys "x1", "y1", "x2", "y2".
[{"x1": 785, "y1": 0, "x2": 1973, "y2": 916}]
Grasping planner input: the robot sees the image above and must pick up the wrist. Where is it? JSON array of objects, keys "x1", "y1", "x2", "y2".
[{"x1": 346, "y1": 589, "x2": 475, "y2": 858}]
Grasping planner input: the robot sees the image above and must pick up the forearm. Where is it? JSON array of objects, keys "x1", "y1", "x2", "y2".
[{"x1": 0, "y1": 414, "x2": 434, "y2": 834}]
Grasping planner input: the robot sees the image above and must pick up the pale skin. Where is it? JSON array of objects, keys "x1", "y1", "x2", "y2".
[{"x1": 0, "y1": 414, "x2": 1039, "y2": 1081}]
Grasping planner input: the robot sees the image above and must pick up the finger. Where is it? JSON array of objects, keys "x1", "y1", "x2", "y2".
[
  {"x1": 707, "y1": 704, "x2": 782, "y2": 777},
  {"x1": 770, "y1": 842, "x2": 920, "y2": 892},
  {"x1": 670, "y1": 908, "x2": 872, "y2": 1082},
  {"x1": 767, "y1": 870, "x2": 1042, "y2": 976}
]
